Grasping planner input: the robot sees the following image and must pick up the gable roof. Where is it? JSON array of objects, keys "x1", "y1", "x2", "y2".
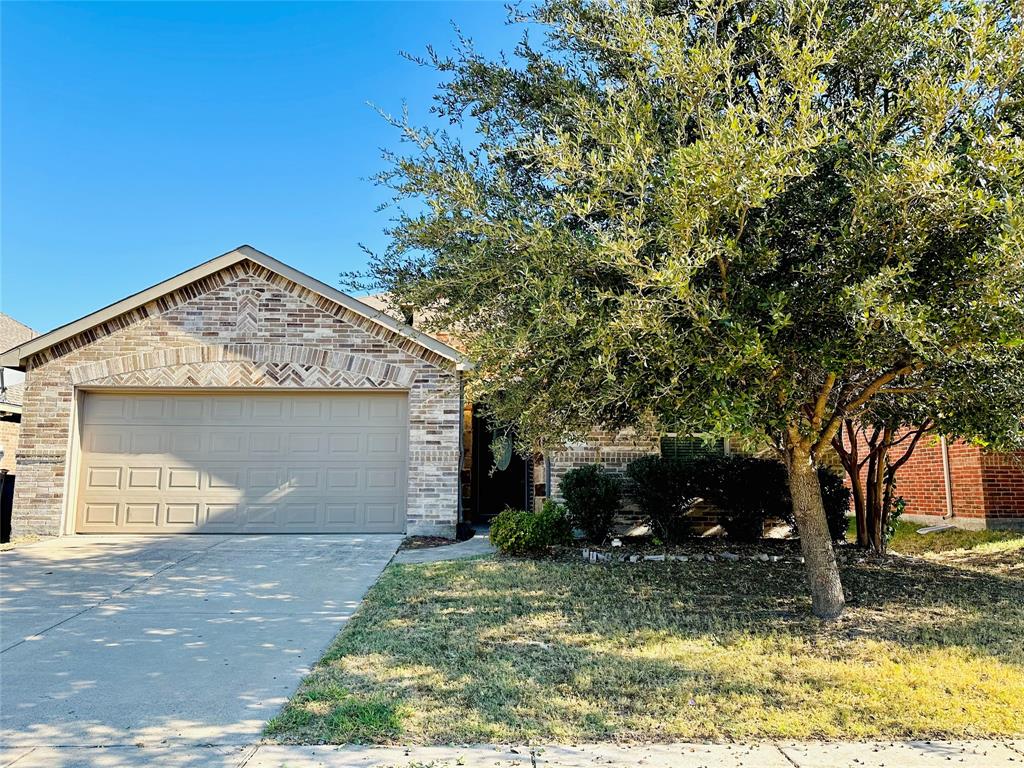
[{"x1": 0, "y1": 245, "x2": 469, "y2": 370}]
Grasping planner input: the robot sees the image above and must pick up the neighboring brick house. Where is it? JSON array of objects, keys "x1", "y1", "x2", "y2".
[
  {"x1": 0, "y1": 313, "x2": 37, "y2": 473},
  {"x1": 884, "y1": 436, "x2": 1024, "y2": 529},
  {"x1": 2, "y1": 246, "x2": 467, "y2": 539}
]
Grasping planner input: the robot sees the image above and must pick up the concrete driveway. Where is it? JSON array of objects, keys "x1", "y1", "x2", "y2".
[{"x1": 0, "y1": 534, "x2": 400, "y2": 749}]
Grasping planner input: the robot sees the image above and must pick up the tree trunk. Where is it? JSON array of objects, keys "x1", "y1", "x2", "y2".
[{"x1": 785, "y1": 447, "x2": 846, "y2": 619}]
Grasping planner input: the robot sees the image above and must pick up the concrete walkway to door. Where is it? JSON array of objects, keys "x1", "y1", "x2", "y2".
[{"x1": 0, "y1": 534, "x2": 401, "y2": 749}]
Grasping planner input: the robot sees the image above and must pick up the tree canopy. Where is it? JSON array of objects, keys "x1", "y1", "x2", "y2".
[{"x1": 363, "y1": 0, "x2": 1024, "y2": 616}]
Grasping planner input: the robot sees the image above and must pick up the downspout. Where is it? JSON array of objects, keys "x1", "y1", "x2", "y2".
[
  {"x1": 457, "y1": 371, "x2": 465, "y2": 524},
  {"x1": 941, "y1": 436, "x2": 955, "y2": 519}
]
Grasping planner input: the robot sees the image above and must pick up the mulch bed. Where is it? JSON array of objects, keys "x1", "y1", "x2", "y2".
[{"x1": 399, "y1": 536, "x2": 455, "y2": 551}]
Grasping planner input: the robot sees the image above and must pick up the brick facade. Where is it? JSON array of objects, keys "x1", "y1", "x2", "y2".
[
  {"x1": 843, "y1": 430, "x2": 1024, "y2": 529},
  {"x1": 547, "y1": 427, "x2": 661, "y2": 503},
  {"x1": 0, "y1": 418, "x2": 19, "y2": 473},
  {"x1": 13, "y1": 259, "x2": 461, "y2": 538}
]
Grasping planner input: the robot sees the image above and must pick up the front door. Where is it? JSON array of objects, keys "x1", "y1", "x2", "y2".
[{"x1": 469, "y1": 406, "x2": 529, "y2": 522}]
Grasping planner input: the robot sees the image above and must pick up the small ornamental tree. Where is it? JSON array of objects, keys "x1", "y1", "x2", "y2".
[
  {"x1": 361, "y1": 0, "x2": 1024, "y2": 617},
  {"x1": 833, "y1": 351, "x2": 1024, "y2": 553}
]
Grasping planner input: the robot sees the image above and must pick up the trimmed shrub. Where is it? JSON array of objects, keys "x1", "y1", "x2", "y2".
[
  {"x1": 817, "y1": 467, "x2": 851, "y2": 542},
  {"x1": 489, "y1": 501, "x2": 573, "y2": 555},
  {"x1": 624, "y1": 455, "x2": 700, "y2": 542},
  {"x1": 695, "y1": 455, "x2": 791, "y2": 542},
  {"x1": 559, "y1": 464, "x2": 622, "y2": 544}
]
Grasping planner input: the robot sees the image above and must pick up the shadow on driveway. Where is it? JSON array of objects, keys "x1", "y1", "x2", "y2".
[{"x1": 0, "y1": 534, "x2": 400, "y2": 747}]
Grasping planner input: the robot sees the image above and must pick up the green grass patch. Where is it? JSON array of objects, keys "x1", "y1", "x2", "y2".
[
  {"x1": 266, "y1": 686, "x2": 404, "y2": 743},
  {"x1": 887, "y1": 520, "x2": 1024, "y2": 557},
  {"x1": 267, "y1": 544, "x2": 1024, "y2": 744}
]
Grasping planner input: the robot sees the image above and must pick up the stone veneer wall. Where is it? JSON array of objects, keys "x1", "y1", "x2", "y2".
[{"x1": 14, "y1": 260, "x2": 461, "y2": 537}]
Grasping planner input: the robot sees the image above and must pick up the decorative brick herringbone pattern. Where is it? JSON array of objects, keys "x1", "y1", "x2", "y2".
[
  {"x1": 69, "y1": 344, "x2": 417, "y2": 387},
  {"x1": 236, "y1": 289, "x2": 259, "y2": 335},
  {"x1": 92, "y1": 361, "x2": 404, "y2": 389}
]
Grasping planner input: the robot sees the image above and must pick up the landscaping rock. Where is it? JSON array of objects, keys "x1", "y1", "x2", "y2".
[
  {"x1": 721, "y1": 552, "x2": 740, "y2": 562},
  {"x1": 644, "y1": 554, "x2": 666, "y2": 562}
]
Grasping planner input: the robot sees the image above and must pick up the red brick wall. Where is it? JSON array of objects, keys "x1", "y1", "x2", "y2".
[
  {"x1": 980, "y1": 450, "x2": 1024, "y2": 519},
  {"x1": 891, "y1": 436, "x2": 949, "y2": 518},
  {"x1": 838, "y1": 429, "x2": 1024, "y2": 523}
]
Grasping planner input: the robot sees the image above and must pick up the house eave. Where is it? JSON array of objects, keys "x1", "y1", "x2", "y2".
[{"x1": 0, "y1": 245, "x2": 470, "y2": 370}]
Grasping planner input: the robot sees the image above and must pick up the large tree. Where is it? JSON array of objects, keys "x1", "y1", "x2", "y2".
[{"x1": 363, "y1": 0, "x2": 1024, "y2": 618}]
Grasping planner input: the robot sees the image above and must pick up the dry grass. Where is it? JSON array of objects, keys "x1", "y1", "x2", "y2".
[
  {"x1": 886, "y1": 521, "x2": 1024, "y2": 574},
  {"x1": 0, "y1": 535, "x2": 40, "y2": 552},
  {"x1": 266, "y1": 541, "x2": 1024, "y2": 745}
]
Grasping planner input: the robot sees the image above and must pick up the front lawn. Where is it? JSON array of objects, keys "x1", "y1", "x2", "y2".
[
  {"x1": 887, "y1": 520, "x2": 1024, "y2": 561},
  {"x1": 266, "y1": 539, "x2": 1024, "y2": 745}
]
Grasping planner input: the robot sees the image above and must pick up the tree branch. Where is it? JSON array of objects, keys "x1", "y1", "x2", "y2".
[{"x1": 813, "y1": 360, "x2": 925, "y2": 456}]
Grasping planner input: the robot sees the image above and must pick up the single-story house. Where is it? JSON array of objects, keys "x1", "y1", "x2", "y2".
[
  {"x1": 2, "y1": 245, "x2": 661, "y2": 540},
  {"x1": 9, "y1": 245, "x2": 1015, "y2": 540}
]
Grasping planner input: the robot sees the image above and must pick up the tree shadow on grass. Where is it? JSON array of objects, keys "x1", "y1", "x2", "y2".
[{"x1": 269, "y1": 551, "x2": 1024, "y2": 744}]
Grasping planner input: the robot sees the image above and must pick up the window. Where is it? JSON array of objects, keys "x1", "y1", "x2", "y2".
[{"x1": 660, "y1": 434, "x2": 726, "y2": 460}]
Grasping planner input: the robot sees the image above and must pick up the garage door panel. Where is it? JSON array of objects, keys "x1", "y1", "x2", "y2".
[
  {"x1": 287, "y1": 467, "x2": 322, "y2": 489},
  {"x1": 76, "y1": 392, "x2": 408, "y2": 534},
  {"x1": 130, "y1": 431, "x2": 166, "y2": 454},
  {"x1": 86, "y1": 395, "x2": 131, "y2": 423},
  {"x1": 366, "y1": 503, "x2": 401, "y2": 527},
  {"x1": 87, "y1": 430, "x2": 125, "y2": 454},
  {"x1": 83, "y1": 503, "x2": 119, "y2": 526},
  {"x1": 209, "y1": 431, "x2": 244, "y2": 457},
  {"x1": 127, "y1": 467, "x2": 162, "y2": 490},
  {"x1": 246, "y1": 467, "x2": 283, "y2": 492},
  {"x1": 206, "y1": 503, "x2": 242, "y2": 527},
  {"x1": 326, "y1": 503, "x2": 357, "y2": 525},
  {"x1": 288, "y1": 433, "x2": 322, "y2": 454},
  {"x1": 168, "y1": 467, "x2": 201, "y2": 490},
  {"x1": 166, "y1": 503, "x2": 201, "y2": 526},
  {"x1": 368, "y1": 397, "x2": 403, "y2": 423},
  {"x1": 124, "y1": 503, "x2": 160, "y2": 526},
  {"x1": 208, "y1": 467, "x2": 241, "y2": 489},
  {"x1": 86, "y1": 466, "x2": 123, "y2": 491},
  {"x1": 211, "y1": 397, "x2": 245, "y2": 420},
  {"x1": 291, "y1": 398, "x2": 324, "y2": 421}
]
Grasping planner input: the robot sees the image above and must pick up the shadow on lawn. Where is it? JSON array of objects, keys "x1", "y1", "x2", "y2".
[{"x1": 269, "y1": 550, "x2": 1024, "y2": 744}]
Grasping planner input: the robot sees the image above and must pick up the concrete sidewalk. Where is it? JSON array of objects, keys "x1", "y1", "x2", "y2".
[
  {"x1": 393, "y1": 532, "x2": 495, "y2": 564},
  {"x1": 2, "y1": 741, "x2": 1022, "y2": 767}
]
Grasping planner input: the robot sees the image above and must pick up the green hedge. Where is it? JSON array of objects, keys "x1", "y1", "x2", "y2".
[{"x1": 489, "y1": 501, "x2": 574, "y2": 555}]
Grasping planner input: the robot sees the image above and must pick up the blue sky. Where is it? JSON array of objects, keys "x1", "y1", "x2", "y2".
[{"x1": 1, "y1": 1, "x2": 519, "y2": 333}]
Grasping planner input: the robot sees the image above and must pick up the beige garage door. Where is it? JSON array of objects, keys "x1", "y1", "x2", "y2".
[{"x1": 75, "y1": 391, "x2": 408, "y2": 534}]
